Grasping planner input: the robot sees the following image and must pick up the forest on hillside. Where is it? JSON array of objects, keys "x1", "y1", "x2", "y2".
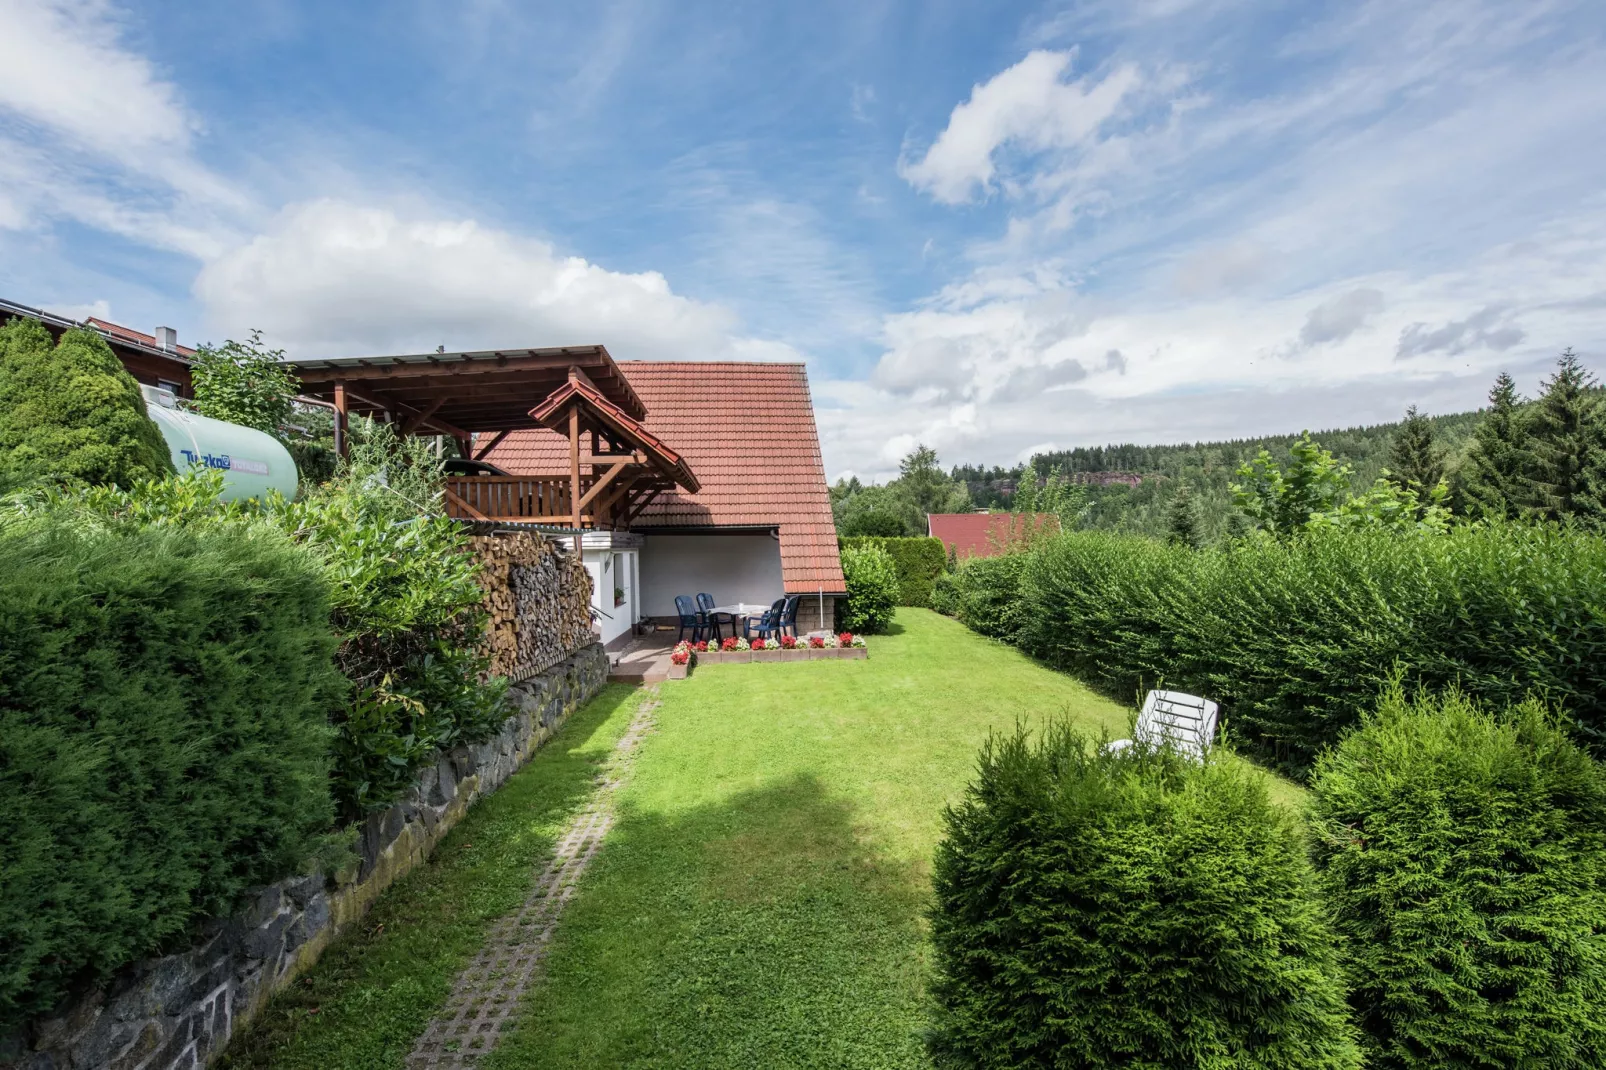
[{"x1": 951, "y1": 409, "x2": 1487, "y2": 542}]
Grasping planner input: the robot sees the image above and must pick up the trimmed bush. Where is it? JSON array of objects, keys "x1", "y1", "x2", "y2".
[
  {"x1": 0, "y1": 317, "x2": 173, "y2": 487},
  {"x1": 945, "y1": 552, "x2": 1033, "y2": 644},
  {"x1": 952, "y1": 525, "x2": 1606, "y2": 774},
  {"x1": 0, "y1": 514, "x2": 339, "y2": 1030},
  {"x1": 1310, "y1": 687, "x2": 1606, "y2": 1068},
  {"x1": 929, "y1": 725, "x2": 1360, "y2": 1068},
  {"x1": 838, "y1": 543, "x2": 898, "y2": 633},
  {"x1": 840, "y1": 535, "x2": 948, "y2": 606}
]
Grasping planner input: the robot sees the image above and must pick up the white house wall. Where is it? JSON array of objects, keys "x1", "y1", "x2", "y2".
[
  {"x1": 584, "y1": 550, "x2": 638, "y2": 648},
  {"x1": 640, "y1": 534, "x2": 785, "y2": 617}
]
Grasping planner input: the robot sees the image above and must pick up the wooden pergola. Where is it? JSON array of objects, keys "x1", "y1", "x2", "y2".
[{"x1": 286, "y1": 345, "x2": 696, "y2": 531}]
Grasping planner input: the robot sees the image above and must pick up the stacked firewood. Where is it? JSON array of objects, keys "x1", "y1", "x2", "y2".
[{"x1": 469, "y1": 531, "x2": 595, "y2": 681}]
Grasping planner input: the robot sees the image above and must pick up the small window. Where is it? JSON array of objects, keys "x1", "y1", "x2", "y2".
[{"x1": 157, "y1": 379, "x2": 183, "y2": 395}]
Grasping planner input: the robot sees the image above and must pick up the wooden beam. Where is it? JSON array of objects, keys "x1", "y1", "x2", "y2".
[
  {"x1": 624, "y1": 486, "x2": 662, "y2": 526},
  {"x1": 576, "y1": 461, "x2": 631, "y2": 512},
  {"x1": 580, "y1": 452, "x2": 646, "y2": 466},
  {"x1": 473, "y1": 429, "x2": 511, "y2": 460},
  {"x1": 569, "y1": 403, "x2": 582, "y2": 540},
  {"x1": 333, "y1": 380, "x2": 348, "y2": 458},
  {"x1": 398, "y1": 396, "x2": 446, "y2": 436}
]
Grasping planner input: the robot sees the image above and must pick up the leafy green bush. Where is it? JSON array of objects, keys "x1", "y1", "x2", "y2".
[
  {"x1": 944, "y1": 552, "x2": 1033, "y2": 643},
  {"x1": 190, "y1": 329, "x2": 299, "y2": 435},
  {"x1": 929, "y1": 724, "x2": 1360, "y2": 1068},
  {"x1": 1310, "y1": 687, "x2": 1606, "y2": 1068},
  {"x1": 0, "y1": 317, "x2": 173, "y2": 487},
  {"x1": 0, "y1": 511, "x2": 338, "y2": 1030},
  {"x1": 966, "y1": 525, "x2": 1606, "y2": 774},
  {"x1": 840, "y1": 535, "x2": 948, "y2": 606},
  {"x1": 930, "y1": 569, "x2": 961, "y2": 616},
  {"x1": 838, "y1": 543, "x2": 898, "y2": 633}
]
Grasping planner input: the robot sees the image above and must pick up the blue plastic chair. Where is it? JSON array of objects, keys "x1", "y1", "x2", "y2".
[
  {"x1": 743, "y1": 598, "x2": 786, "y2": 642},
  {"x1": 696, "y1": 592, "x2": 731, "y2": 641},
  {"x1": 675, "y1": 595, "x2": 707, "y2": 643},
  {"x1": 777, "y1": 594, "x2": 801, "y2": 638}
]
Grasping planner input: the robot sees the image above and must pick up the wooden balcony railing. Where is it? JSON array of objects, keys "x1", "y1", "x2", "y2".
[{"x1": 444, "y1": 476, "x2": 595, "y2": 524}]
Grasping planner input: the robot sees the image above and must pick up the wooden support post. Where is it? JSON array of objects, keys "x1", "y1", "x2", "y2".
[
  {"x1": 333, "y1": 380, "x2": 349, "y2": 458},
  {"x1": 569, "y1": 402, "x2": 582, "y2": 558}
]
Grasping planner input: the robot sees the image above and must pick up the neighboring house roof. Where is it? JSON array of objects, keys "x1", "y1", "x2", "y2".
[
  {"x1": 85, "y1": 317, "x2": 198, "y2": 358},
  {"x1": 928, "y1": 512, "x2": 1060, "y2": 559},
  {"x1": 488, "y1": 361, "x2": 846, "y2": 595},
  {"x1": 1, "y1": 297, "x2": 196, "y2": 394}
]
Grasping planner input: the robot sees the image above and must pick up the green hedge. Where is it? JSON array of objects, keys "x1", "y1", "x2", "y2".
[
  {"x1": 838, "y1": 543, "x2": 898, "y2": 634},
  {"x1": 840, "y1": 536, "x2": 947, "y2": 606},
  {"x1": 929, "y1": 724, "x2": 1360, "y2": 1068},
  {"x1": 944, "y1": 525, "x2": 1606, "y2": 775},
  {"x1": 0, "y1": 516, "x2": 339, "y2": 1030},
  {"x1": 1310, "y1": 687, "x2": 1606, "y2": 1067}
]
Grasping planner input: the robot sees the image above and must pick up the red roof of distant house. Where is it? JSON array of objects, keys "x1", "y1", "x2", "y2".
[
  {"x1": 928, "y1": 513, "x2": 1060, "y2": 559},
  {"x1": 488, "y1": 362, "x2": 845, "y2": 595},
  {"x1": 86, "y1": 317, "x2": 197, "y2": 358}
]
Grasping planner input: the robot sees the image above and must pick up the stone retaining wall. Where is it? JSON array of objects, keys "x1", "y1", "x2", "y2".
[{"x1": 2, "y1": 644, "x2": 609, "y2": 1070}]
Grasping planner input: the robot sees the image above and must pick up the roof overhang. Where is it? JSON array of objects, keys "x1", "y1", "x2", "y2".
[
  {"x1": 286, "y1": 344, "x2": 647, "y2": 434},
  {"x1": 529, "y1": 370, "x2": 699, "y2": 494}
]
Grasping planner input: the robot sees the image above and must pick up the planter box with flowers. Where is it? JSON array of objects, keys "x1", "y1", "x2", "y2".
[{"x1": 680, "y1": 632, "x2": 867, "y2": 668}]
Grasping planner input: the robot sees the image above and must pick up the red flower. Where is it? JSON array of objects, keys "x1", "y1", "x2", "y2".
[
  {"x1": 670, "y1": 651, "x2": 689, "y2": 665},
  {"x1": 722, "y1": 637, "x2": 739, "y2": 651},
  {"x1": 694, "y1": 641, "x2": 708, "y2": 652},
  {"x1": 838, "y1": 632, "x2": 854, "y2": 645},
  {"x1": 808, "y1": 636, "x2": 825, "y2": 648},
  {"x1": 780, "y1": 634, "x2": 798, "y2": 649}
]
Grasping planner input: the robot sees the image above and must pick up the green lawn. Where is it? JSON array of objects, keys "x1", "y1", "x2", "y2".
[
  {"x1": 219, "y1": 685, "x2": 649, "y2": 1070},
  {"x1": 226, "y1": 608, "x2": 1301, "y2": 1069},
  {"x1": 486, "y1": 609, "x2": 1203, "y2": 1069}
]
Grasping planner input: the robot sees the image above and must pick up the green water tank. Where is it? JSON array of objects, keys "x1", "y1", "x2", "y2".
[{"x1": 141, "y1": 386, "x2": 300, "y2": 501}]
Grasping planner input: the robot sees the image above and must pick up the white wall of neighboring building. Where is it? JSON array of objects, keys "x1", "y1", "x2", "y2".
[{"x1": 640, "y1": 534, "x2": 785, "y2": 617}]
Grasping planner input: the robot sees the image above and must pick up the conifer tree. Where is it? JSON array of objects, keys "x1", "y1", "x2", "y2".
[
  {"x1": 1528, "y1": 349, "x2": 1600, "y2": 521},
  {"x1": 1461, "y1": 372, "x2": 1537, "y2": 519},
  {"x1": 1166, "y1": 483, "x2": 1203, "y2": 548},
  {"x1": 0, "y1": 317, "x2": 173, "y2": 488},
  {"x1": 1387, "y1": 405, "x2": 1445, "y2": 495}
]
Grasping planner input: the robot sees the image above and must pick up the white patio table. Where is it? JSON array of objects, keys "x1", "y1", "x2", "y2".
[{"x1": 708, "y1": 603, "x2": 771, "y2": 639}]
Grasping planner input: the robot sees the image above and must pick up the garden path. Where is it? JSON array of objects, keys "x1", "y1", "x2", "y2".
[{"x1": 404, "y1": 688, "x2": 659, "y2": 1068}]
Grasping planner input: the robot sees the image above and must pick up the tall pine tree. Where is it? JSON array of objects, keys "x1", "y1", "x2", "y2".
[
  {"x1": 1166, "y1": 483, "x2": 1204, "y2": 548},
  {"x1": 1461, "y1": 372, "x2": 1537, "y2": 520},
  {"x1": 1528, "y1": 349, "x2": 1600, "y2": 521},
  {"x1": 1387, "y1": 405, "x2": 1445, "y2": 494}
]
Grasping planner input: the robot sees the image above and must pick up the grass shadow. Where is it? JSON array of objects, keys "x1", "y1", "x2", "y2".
[
  {"x1": 218, "y1": 684, "x2": 645, "y2": 1070},
  {"x1": 485, "y1": 773, "x2": 932, "y2": 1070}
]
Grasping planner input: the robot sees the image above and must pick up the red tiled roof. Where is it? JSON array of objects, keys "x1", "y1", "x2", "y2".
[
  {"x1": 86, "y1": 317, "x2": 197, "y2": 357},
  {"x1": 928, "y1": 513, "x2": 1060, "y2": 559},
  {"x1": 488, "y1": 362, "x2": 845, "y2": 594}
]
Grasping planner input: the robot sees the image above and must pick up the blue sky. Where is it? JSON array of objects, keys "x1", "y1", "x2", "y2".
[{"x1": 2, "y1": 0, "x2": 1604, "y2": 478}]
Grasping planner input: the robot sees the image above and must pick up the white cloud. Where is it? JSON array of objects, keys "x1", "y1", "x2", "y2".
[
  {"x1": 192, "y1": 199, "x2": 786, "y2": 361},
  {"x1": 0, "y1": 0, "x2": 191, "y2": 157},
  {"x1": 1300, "y1": 288, "x2": 1384, "y2": 347},
  {"x1": 900, "y1": 50, "x2": 1141, "y2": 205}
]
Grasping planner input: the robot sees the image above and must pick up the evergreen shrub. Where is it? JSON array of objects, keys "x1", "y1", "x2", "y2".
[
  {"x1": 929, "y1": 725, "x2": 1360, "y2": 1069},
  {"x1": 840, "y1": 535, "x2": 948, "y2": 606},
  {"x1": 838, "y1": 543, "x2": 898, "y2": 633},
  {"x1": 1310, "y1": 687, "x2": 1606, "y2": 1068},
  {"x1": 0, "y1": 515, "x2": 338, "y2": 1030},
  {"x1": 0, "y1": 317, "x2": 173, "y2": 487},
  {"x1": 945, "y1": 552, "x2": 1033, "y2": 644},
  {"x1": 959, "y1": 525, "x2": 1606, "y2": 773}
]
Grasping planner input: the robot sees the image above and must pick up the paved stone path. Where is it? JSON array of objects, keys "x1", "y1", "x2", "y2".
[{"x1": 406, "y1": 689, "x2": 659, "y2": 1068}]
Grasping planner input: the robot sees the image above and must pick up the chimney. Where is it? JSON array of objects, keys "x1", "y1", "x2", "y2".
[{"x1": 154, "y1": 326, "x2": 177, "y2": 352}]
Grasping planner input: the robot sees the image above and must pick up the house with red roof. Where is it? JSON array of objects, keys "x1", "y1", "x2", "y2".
[
  {"x1": 928, "y1": 512, "x2": 1060, "y2": 559},
  {"x1": 2, "y1": 296, "x2": 196, "y2": 396},
  {"x1": 287, "y1": 348, "x2": 846, "y2": 647}
]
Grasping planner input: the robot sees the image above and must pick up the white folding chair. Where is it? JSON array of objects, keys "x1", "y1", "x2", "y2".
[{"x1": 1106, "y1": 690, "x2": 1219, "y2": 760}]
